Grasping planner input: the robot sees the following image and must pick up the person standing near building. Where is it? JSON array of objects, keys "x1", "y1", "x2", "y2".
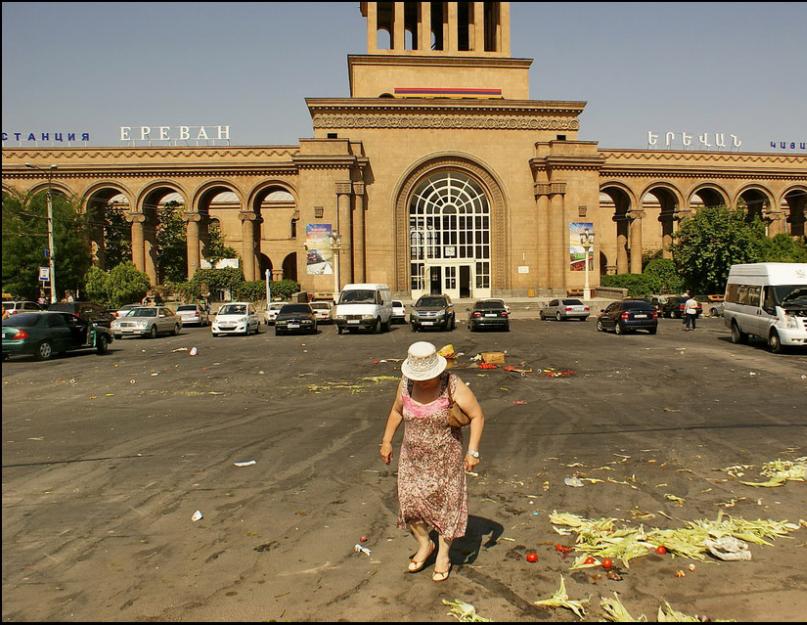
[
  {"x1": 685, "y1": 293, "x2": 699, "y2": 331},
  {"x1": 379, "y1": 341, "x2": 485, "y2": 582}
]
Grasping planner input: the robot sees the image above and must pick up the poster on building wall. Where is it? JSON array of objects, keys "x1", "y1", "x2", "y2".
[
  {"x1": 306, "y1": 224, "x2": 334, "y2": 275},
  {"x1": 569, "y1": 222, "x2": 594, "y2": 272}
]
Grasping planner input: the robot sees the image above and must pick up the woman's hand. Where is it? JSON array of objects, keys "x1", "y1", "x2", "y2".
[
  {"x1": 464, "y1": 454, "x2": 480, "y2": 472},
  {"x1": 379, "y1": 441, "x2": 393, "y2": 465}
]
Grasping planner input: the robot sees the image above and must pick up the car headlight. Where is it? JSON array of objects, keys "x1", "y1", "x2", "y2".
[
  {"x1": 362, "y1": 314, "x2": 375, "y2": 320},
  {"x1": 784, "y1": 315, "x2": 800, "y2": 329},
  {"x1": 241, "y1": 316, "x2": 249, "y2": 323},
  {"x1": 336, "y1": 315, "x2": 345, "y2": 320},
  {"x1": 136, "y1": 321, "x2": 148, "y2": 328}
]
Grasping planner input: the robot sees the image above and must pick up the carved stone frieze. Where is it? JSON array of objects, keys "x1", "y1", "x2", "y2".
[{"x1": 313, "y1": 113, "x2": 579, "y2": 131}]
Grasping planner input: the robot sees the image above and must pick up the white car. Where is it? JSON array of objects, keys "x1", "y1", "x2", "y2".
[
  {"x1": 176, "y1": 304, "x2": 209, "y2": 326},
  {"x1": 264, "y1": 302, "x2": 287, "y2": 325},
  {"x1": 310, "y1": 301, "x2": 334, "y2": 323},
  {"x1": 212, "y1": 302, "x2": 260, "y2": 336},
  {"x1": 392, "y1": 300, "x2": 407, "y2": 324}
]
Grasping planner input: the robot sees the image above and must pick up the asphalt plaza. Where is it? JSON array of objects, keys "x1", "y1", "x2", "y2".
[{"x1": 2, "y1": 316, "x2": 806, "y2": 621}]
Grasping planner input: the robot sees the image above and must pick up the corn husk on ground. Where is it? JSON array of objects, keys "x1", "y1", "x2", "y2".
[
  {"x1": 600, "y1": 593, "x2": 647, "y2": 622},
  {"x1": 739, "y1": 457, "x2": 807, "y2": 487},
  {"x1": 533, "y1": 575, "x2": 589, "y2": 619},
  {"x1": 442, "y1": 599, "x2": 491, "y2": 622}
]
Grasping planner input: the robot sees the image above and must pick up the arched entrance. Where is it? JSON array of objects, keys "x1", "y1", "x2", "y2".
[
  {"x1": 641, "y1": 184, "x2": 681, "y2": 260},
  {"x1": 84, "y1": 185, "x2": 131, "y2": 269},
  {"x1": 600, "y1": 184, "x2": 635, "y2": 275},
  {"x1": 782, "y1": 187, "x2": 807, "y2": 239},
  {"x1": 689, "y1": 184, "x2": 729, "y2": 211},
  {"x1": 137, "y1": 184, "x2": 186, "y2": 284},
  {"x1": 736, "y1": 186, "x2": 773, "y2": 225},
  {"x1": 408, "y1": 171, "x2": 491, "y2": 300},
  {"x1": 282, "y1": 252, "x2": 298, "y2": 283}
]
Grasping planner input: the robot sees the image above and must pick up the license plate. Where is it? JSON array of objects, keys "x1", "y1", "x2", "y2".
[
  {"x1": 288, "y1": 323, "x2": 300, "y2": 329},
  {"x1": 485, "y1": 314, "x2": 497, "y2": 317},
  {"x1": 348, "y1": 320, "x2": 360, "y2": 325},
  {"x1": 422, "y1": 321, "x2": 434, "y2": 326},
  {"x1": 634, "y1": 314, "x2": 647, "y2": 319}
]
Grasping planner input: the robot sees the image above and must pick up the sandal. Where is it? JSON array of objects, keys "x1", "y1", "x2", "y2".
[
  {"x1": 407, "y1": 540, "x2": 435, "y2": 573},
  {"x1": 432, "y1": 564, "x2": 452, "y2": 583}
]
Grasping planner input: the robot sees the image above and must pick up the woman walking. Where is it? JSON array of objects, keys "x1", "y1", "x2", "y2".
[{"x1": 379, "y1": 341, "x2": 485, "y2": 582}]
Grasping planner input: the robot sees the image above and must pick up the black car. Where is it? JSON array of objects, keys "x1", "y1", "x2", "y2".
[
  {"x1": 275, "y1": 303, "x2": 317, "y2": 335},
  {"x1": 3, "y1": 312, "x2": 113, "y2": 360},
  {"x1": 48, "y1": 301, "x2": 114, "y2": 328},
  {"x1": 411, "y1": 295, "x2": 455, "y2": 331},
  {"x1": 661, "y1": 296, "x2": 702, "y2": 319},
  {"x1": 469, "y1": 299, "x2": 509, "y2": 332},
  {"x1": 596, "y1": 300, "x2": 658, "y2": 335}
]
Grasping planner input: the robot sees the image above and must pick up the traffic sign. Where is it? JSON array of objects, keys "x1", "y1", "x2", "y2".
[{"x1": 39, "y1": 267, "x2": 50, "y2": 282}]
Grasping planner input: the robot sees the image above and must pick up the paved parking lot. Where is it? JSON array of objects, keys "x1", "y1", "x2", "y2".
[{"x1": 3, "y1": 316, "x2": 806, "y2": 621}]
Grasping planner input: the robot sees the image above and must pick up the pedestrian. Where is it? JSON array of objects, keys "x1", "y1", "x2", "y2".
[
  {"x1": 379, "y1": 341, "x2": 485, "y2": 582},
  {"x1": 685, "y1": 293, "x2": 699, "y2": 331}
]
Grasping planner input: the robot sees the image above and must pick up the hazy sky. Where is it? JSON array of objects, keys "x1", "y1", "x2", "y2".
[{"x1": 2, "y1": 2, "x2": 805, "y2": 151}]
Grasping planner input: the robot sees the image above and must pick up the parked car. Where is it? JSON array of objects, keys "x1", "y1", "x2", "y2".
[
  {"x1": 661, "y1": 296, "x2": 702, "y2": 319},
  {"x1": 596, "y1": 300, "x2": 659, "y2": 335},
  {"x1": 2, "y1": 301, "x2": 44, "y2": 318},
  {"x1": 264, "y1": 302, "x2": 287, "y2": 325},
  {"x1": 724, "y1": 263, "x2": 807, "y2": 353},
  {"x1": 540, "y1": 298, "x2": 590, "y2": 321},
  {"x1": 49, "y1": 301, "x2": 115, "y2": 328},
  {"x1": 111, "y1": 306, "x2": 182, "y2": 339},
  {"x1": 411, "y1": 294, "x2": 455, "y2": 332},
  {"x1": 175, "y1": 304, "x2": 209, "y2": 326},
  {"x1": 391, "y1": 300, "x2": 407, "y2": 324},
  {"x1": 114, "y1": 303, "x2": 140, "y2": 319},
  {"x1": 333, "y1": 283, "x2": 393, "y2": 334},
  {"x1": 469, "y1": 299, "x2": 509, "y2": 332},
  {"x1": 3, "y1": 311, "x2": 113, "y2": 360},
  {"x1": 310, "y1": 301, "x2": 334, "y2": 323},
  {"x1": 212, "y1": 302, "x2": 260, "y2": 336},
  {"x1": 275, "y1": 303, "x2": 317, "y2": 335}
]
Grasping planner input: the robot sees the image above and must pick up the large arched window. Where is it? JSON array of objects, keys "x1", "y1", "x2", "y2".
[{"x1": 408, "y1": 171, "x2": 490, "y2": 292}]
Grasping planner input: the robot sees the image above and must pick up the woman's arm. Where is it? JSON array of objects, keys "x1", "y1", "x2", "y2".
[
  {"x1": 452, "y1": 375, "x2": 485, "y2": 470},
  {"x1": 379, "y1": 379, "x2": 405, "y2": 464}
]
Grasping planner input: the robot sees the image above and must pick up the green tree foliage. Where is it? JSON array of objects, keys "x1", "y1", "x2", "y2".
[
  {"x1": 2, "y1": 190, "x2": 92, "y2": 300},
  {"x1": 758, "y1": 234, "x2": 807, "y2": 263},
  {"x1": 643, "y1": 258, "x2": 684, "y2": 294},
  {"x1": 156, "y1": 200, "x2": 187, "y2": 283},
  {"x1": 83, "y1": 262, "x2": 151, "y2": 308},
  {"x1": 671, "y1": 205, "x2": 767, "y2": 294},
  {"x1": 600, "y1": 273, "x2": 659, "y2": 297},
  {"x1": 204, "y1": 221, "x2": 238, "y2": 266},
  {"x1": 103, "y1": 206, "x2": 132, "y2": 269}
]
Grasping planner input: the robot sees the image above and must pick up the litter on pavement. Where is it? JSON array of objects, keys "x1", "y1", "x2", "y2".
[
  {"x1": 234, "y1": 460, "x2": 257, "y2": 467},
  {"x1": 191, "y1": 510, "x2": 203, "y2": 522},
  {"x1": 533, "y1": 576, "x2": 589, "y2": 619},
  {"x1": 442, "y1": 599, "x2": 491, "y2": 623}
]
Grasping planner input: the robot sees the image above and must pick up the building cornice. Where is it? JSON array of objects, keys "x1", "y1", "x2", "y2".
[
  {"x1": 307, "y1": 97, "x2": 586, "y2": 116},
  {"x1": 347, "y1": 54, "x2": 533, "y2": 70}
]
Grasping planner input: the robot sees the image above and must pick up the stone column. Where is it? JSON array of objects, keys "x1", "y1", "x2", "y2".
[
  {"x1": 353, "y1": 181, "x2": 366, "y2": 283},
  {"x1": 614, "y1": 215, "x2": 629, "y2": 275},
  {"x1": 473, "y1": 2, "x2": 485, "y2": 52},
  {"x1": 239, "y1": 211, "x2": 258, "y2": 281},
  {"x1": 764, "y1": 209, "x2": 786, "y2": 237},
  {"x1": 534, "y1": 183, "x2": 550, "y2": 290},
  {"x1": 548, "y1": 183, "x2": 566, "y2": 292},
  {"x1": 419, "y1": 2, "x2": 431, "y2": 51},
  {"x1": 629, "y1": 209, "x2": 644, "y2": 274},
  {"x1": 184, "y1": 212, "x2": 202, "y2": 279},
  {"x1": 127, "y1": 212, "x2": 146, "y2": 274},
  {"x1": 144, "y1": 230, "x2": 157, "y2": 286},
  {"x1": 367, "y1": 1, "x2": 378, "y2": 53},
  {"x1": 661, "y1": 212, "x2": 675, "y2": 260},
  {"x1": 447, "y1": 2, "x2": 458, "y2": 52},
  {"x1": 337, "y1": 182, "x2": 353, "y2": 287},
  {"x1": 394, "y1": 2, "x2": 405, "y2": 50},
  {"x1": 500, "y1": 2, "x2": 511, "y2": 55}
]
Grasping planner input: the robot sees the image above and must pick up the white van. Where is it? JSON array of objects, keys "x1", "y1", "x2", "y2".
[
  {"x1": 723, "y1": 263, "x2": 807, "y2": 353},
  {"x1": 333, "y1": 283, "x2": 393, "y2": 334}
]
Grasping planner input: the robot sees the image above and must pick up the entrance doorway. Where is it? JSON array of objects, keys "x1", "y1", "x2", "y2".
[{"x1": 430, "y1": 266, "x2": 441, "y2": 295}]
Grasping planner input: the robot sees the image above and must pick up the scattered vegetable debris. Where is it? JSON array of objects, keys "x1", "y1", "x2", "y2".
[{"x1": 533, "y1": 576, "x2": 589, "y2": 619}]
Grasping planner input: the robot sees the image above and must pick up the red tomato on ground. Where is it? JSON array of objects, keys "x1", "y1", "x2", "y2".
[
  {"x1": 656, "y1": 545, "x2": 667, "y2": 555},
  {"x1": 526, "y1": 551, "x2": 538, "y2": 563},
  {"x1": 602, "y1": 558, "x2": 613, "y2": 570},
  {"x1": 584, "y1": 556, "x2": 596, "y2": 565}
]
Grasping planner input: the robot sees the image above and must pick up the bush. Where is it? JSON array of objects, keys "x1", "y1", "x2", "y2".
[
  {"x1": 235, "y1": 281, "x2": 267, "y2": 302},
  {"x1": 83, "y1": 262, "x2": 151, "y2": 308},
  {"x1": 643, "y1": 258, "x2": 684, "y2": 294},
  {"x1": 271, "y1": 279, "x2": 300, "y2": 300},
  {"x1": 600, "y1": 273, "x2": 660, "y2": 298}
]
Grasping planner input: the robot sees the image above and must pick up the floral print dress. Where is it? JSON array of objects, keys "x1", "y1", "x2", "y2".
[{"x1": 396, "y1": 372, "x2": 468, "y2": 540}]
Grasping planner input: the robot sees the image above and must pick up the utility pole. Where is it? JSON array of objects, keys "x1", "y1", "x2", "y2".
[{"x1": 26, "y1": 163, "x2": 58, "y2": 303}]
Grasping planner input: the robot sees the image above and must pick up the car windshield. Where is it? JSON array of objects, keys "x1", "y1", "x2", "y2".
[
  {"x1": 416, "y1": 297, "x2": 447, "y2": 307},
  {"x1": 475, "y1": 300, "x2": 504, "y2": 310},
  {"x1": 2, "y1": 313, "x2": 42, "y2": 327},
  {"x1": 219, "y1": 305, "x2": 247, "y2": 315},
  {"x1": 130, "y1": 308, "x2": 157, "y2": 317},
  {"x1": 270, "y1": 303, "x2": 285, "y2": 310},
  {"x1": 311, "y1": 303, "x2": 330, "y2": 309},
  {"x1": 393, "y1": 301, "x2": 403, "y2": 307},
  {"x1": 777, "y1": 286, "x2": 807, "y2": 307},
  {"x1": 281, "y1": 304, "x2": 311, "y2": 313},
  {"x1": 339, "y1": 290, "x2": 376, "y2": 304},
  {"x1": 177, "y1": 305, "x2": 197, "y2": 311},
  {"x1": 563, "y1": 299, "x2": 583, "y2": 305}
]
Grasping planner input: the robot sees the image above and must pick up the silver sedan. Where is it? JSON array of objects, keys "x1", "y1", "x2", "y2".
[
  {"x1": 111, "y1": 306, "x2": 182, "y2": 339},
  {"x1": 540, "y1": 298, "x2": 590, "y2": 321}
]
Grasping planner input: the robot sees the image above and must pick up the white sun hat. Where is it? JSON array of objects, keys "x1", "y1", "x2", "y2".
[{"x1": 401, "y1": 341, "x2": 447, "y2": 381}]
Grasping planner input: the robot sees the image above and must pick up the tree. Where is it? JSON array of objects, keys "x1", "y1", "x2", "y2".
[
  {"x1": 204, "y1": 221, "x2": 238, "y2": 266},
  {"x1": 156, "y1": 200, "x2": 187, "y2": 283},
  {"x1": 2, "y1": 189, "x2": 92, "y2": 300},
  {"x1": 83, "y1": 262, "x2": 150, "y2": 308},
  {"x1": 758, "y1": 234, "x2": 807, "y2": 263},
  {"x1": 103, "y1": 205, "x2": 132, "y2": 269},
  {"x1": 671, "y1": 205, "x2": 766, "y2": 294}
]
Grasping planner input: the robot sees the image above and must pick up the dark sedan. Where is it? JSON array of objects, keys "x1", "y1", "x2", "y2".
[
  {"x1": 469, "y1": 299, "x2": 510, "y2": 331},
  {"x1": 596, "y1": 300, "x2": 658, "y2": 335},
  {"x1": 275, "y1": 303, "x2": 317, "y2": 335},
  {"x1": 2, "y1": 312, "x2": 113, "y2": 360},
  {"x1": 661, "y1": 296, "x2": 702, "y2": 319}
]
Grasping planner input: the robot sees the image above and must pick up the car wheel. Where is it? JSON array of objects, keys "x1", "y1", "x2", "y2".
[
  {"x1": 596, "y1": 320, "x2": 604, "y2": 332},
  {"x1": 173, "y1": 324, "x2": 180, "y2": 336},
  {"x1": 212, "y1": 333, "x2": 219, "y2": 337},
  {"x1": 556, "y1": 312, "x2": 562, "y2": 322},
  {"x1": 411, "y1": 324, "x2": 418, "y2": 332},
  {"x1": 730, "y1": 322, "x2": 748, "y2": 345},
  {"x1": 275, "y1": 328, "x2": 281, "y2": 336},
  {"x1": 374, "y1": 318, "x2": 382, "y2": 334},
  {"x1": 337, "y1": 326, "x2": 343, "y2": 335},
  {"x1": 615, "y1": 322, "x2": 624, "y2": 335},
  {"x1": 114, "y1": 334, "x2": 123, "y2": 340},
  {"x1": 150, "y1": 326, "x2": 158, "y2": 339},
  {"x1": 505, "y1": 323, "x2": 510, "y2": 332},
  {"x1": 648, "y1": 327, "x2": 658, "y2": 335},
  {"x1": 37, "y1": 340, "x2": 54, "y2": 361},
  {"x1": 96, "y1": 334, "x2": 110, "y2": 354},
  {"x1": 769, "y1": 330, "x2": 783, "y2": 354}
]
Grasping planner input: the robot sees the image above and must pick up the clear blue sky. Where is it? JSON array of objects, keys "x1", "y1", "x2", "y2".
[{"x1": 2, "y1": 2, "x2": 805, "y2": 151}]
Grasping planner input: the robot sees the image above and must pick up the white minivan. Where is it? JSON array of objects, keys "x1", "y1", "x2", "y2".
[
  {"x1": 723, "y1": 263, "x2": 807, "y2": 353},
  {"x1": 333, "y1": 283, "x2": 393, "y2": 334}
]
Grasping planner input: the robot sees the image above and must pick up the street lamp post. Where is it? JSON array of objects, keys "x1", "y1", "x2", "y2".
[
  {"x1": 580, "y1": 229, "x2": 595, "y2": 301},
  {"x1": 25, "y1": 163, "x2": 58, "y2": 303}
]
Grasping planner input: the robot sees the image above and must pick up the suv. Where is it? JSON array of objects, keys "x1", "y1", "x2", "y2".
[
  {"x1": 48, "y1": 301, "x2": 114, "y2": 328},
  {"x1": 411, "y1": 294, "x2": 455, "y2": 332}
]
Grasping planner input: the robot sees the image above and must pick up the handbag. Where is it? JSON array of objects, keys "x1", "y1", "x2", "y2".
[{"x1": 447, "y1": 375, "x2": 471, "y2": 428}]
